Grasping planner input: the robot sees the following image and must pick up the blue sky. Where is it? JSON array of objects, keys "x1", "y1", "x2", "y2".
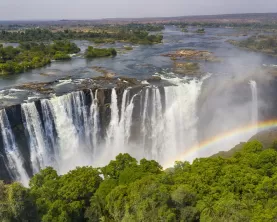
[{"x1": 0, "y1": 0, "x2": 277, "y2": 20}]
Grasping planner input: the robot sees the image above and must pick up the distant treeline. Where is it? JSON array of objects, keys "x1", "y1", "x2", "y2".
[
  {"x1": 169, "y1": 22, "x2": 277, "y2": 29},
  {"x1": 2, "y1": 140, "x2": 277, "y2": 221},
  {"x1": 0, "y1": 24, "x2": 164, "y2": 44}
]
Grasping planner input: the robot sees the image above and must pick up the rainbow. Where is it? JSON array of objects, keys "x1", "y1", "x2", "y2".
[{"x1": 165, "y1": 119, "x2": 277, "y2": 168}]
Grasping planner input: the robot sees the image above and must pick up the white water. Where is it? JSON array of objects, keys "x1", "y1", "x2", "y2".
[
  {"x1": 1, "y1": 76, "x2": 210, "y2": 183},
  {"x1": 150, "y1": 88, "x2": 164, "y2": 160},
  {"x1": 163, "y1": 78, "x2": 203, "y2": 162},
  {"x1": 137, "y1": 77, "x2": 204, "y2": 163},
  {"x1": 106, "y1": 88, "x2": 120, "y2": 157},
  {"x1": 89, "y1": 89, "x2": 99, "y2": 157},
  {"x1": 48, "y1": 92, "x2": 91, "y2": 174},
  {"x1": 22, "y1": 102, "x2": 50, "y2": 174},
  {"x1": 141, "y1": 88, "x2": 149, "y2": 155},
  {"x1": 249, "y1": 80, "x2": 258, "y2": 133},
  {"x1": 105, "y1": 89, "x2": 137, "y2": 159},
  {"x1": 0, "y1": 110, "x2": 29, "y2": 186}
]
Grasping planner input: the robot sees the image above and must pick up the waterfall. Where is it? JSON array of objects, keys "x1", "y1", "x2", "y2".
[
  {"x1": 0, "y1": 76, "x2": 207, "y2": 183},
  {"x1": 106, "y1": 89, "x2": 136, "y2": 158},
  {"x1": 141, "y1": 88, "x2": 149, "y2": 155},
  {"x1": 0, "y1": 110, "x2": 29, "y2": 186},
  {"x1": 89, "y1": 89, "x2": 99, "y2": 157},
  {"x1": 106, "y1": 88, "x2": 120, "y2": 156},
  {"x1": 22, "y1": 102, "x2": 50, "y2": 174},
  {"x1": 249, "y1": 80, "x2": 258, "y2": 133},
  {"x1": 137, "y1": 78, "x2": 203, "y2": 163},
  {"x1": 41, "y1": 99, "x2": 57, "y2": 165},
  {"x1": 150, "y1": 88, "x2": 164, "y2": 160},
  {"x1": 48, "y1": 92, "x2": 92, "y2": 174}
]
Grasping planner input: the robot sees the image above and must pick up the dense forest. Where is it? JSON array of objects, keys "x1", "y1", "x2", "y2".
[
  {"x1": 85, "y1": 46, "x2": 117, "y2": 58},
  {"x1": 0, "y1": 24, "x2": 163, "y2": 44},
  {"x1": 1, "y1": 140, "x2": 277, "y2": 221},
  {"x1": 0, "y1": 42, "x2": 118, "y2": 74},
  {"x1": 0, "y1": 41, "x2": 80, "y2": 74}
]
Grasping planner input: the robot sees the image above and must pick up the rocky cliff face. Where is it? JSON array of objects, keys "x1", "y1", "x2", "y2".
[
  {"x1": 2, "y1": 74, "x2": 277, "y2": 184},
  {"x1": 197, "y1": 75, "x2": 277, "y2": 143},
  {"x1": 0, "y1": 83, "x2": 149, "y2": 183}
]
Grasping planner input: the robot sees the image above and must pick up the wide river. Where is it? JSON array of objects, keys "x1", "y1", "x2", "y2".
[
  {"x1": 2, "y1": 25, "x2": 277, "y2": 184},
  {"x1": 1, "y1": 25, "x2": 277, "y2": 90}
]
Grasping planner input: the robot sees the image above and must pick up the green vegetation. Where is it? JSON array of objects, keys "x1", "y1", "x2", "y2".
[
  {"x1": 229, "y1": 35, "x2": 277, "y2": 55},
  {"x1": 173, "y1": 62, "x2": 200, "y2": 75},
  {"x1": 123, "y1": 46, "x2": 133, "y2": 50},
  {"x1": 175, "y1": 23, "x2": 189, "y2": 32},
  {"x1": 124, "y1": 23, "x2": 164, "y2": 32},
  {"x1": 196, "y1": 28, "x2": 205, "y2": 34},
  {"x1": 0, "y1": 40, "x2": 80, "y2": 74},
  {"x1": 0, "y1": 24, "x2": 164, "y2": 44},
  {"x1": 85, "y1": 46, "x2": 117, "y2": 58},
  {"x1": 181, "y1": 62, "x2": 199, "y2": 70},
  {"x1": 181, "y1": 28, "x2": 189, "y2": 33},
  {"x1": 53, "y1": 52, "x2": 71, "y2": 60},
  {"x1": 2, "y1": 140, "x2": 277, "y2": 221}
]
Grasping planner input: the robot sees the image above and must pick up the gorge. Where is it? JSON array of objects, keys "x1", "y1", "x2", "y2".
[
  {"x1": 0, "y1": 74, "x2": 262, "y2": 186},
  {"x1": 1, "y1": 25, "x2": 277, "y2": 186}
]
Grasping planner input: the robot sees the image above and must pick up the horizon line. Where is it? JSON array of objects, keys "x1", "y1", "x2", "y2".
[{"x1": 0, "y1": 12, "x2": 277, "y2": 22}]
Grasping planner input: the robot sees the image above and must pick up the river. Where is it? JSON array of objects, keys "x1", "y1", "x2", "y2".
[{"x1": 1, "y1": 25, "x2": 277, "y2": 184}]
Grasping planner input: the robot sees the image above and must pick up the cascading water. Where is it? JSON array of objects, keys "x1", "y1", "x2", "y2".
[
  {"x1": 140, "y1": 88, "x2": 149, "y2": 156},
  {"x1": 0, "y1": 110, "x2": 29, "y2": 186},
  {"x1": 0, "y1": 75, "x2": 210, "y2": 184},
  {"x1": 249, "y1": 80, "x2": 258, "y2": 133},
  {"x1": 105, "y1": 88, "x2": 120, "y2": 157},
  {"x1": 41, "y1": 99, "x2": 57, "y2": 165},
  {"x1": 105, "y1": 89, "x2": 137, "y2": 159},
  {"x1": 150, "y1": 88, "x2": 164, "y2": 160},
  {"x1": 22, "y1": 102, "x2": 50, "y2": 174},
  {"x1": 47, "y1": 91, "x2": 93, "y2": 174},
  {"x1": 163, "y1": 77, "x2": 203, "y2": 161},
  {"x1": 89, "y1": 89, "x2": 99, "y2": 157},
  {"x1": 137, "y1": 77, "x2": 204, "y2": 163}
]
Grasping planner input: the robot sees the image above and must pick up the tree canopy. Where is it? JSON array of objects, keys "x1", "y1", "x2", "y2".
[
  {"x1": 0, "y1": 25, "x2": 164, "y2": 45},
  {"x1": 0, "y1": 40, "x2": 80, "y2": 75},
  {"x1": 1, "y1": 140, "x2": 277, "y2": 221},
  {"x1": 85, "y1": 46, "x2": 117, "y2": 58}
]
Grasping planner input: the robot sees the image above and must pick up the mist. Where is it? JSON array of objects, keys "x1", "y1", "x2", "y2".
[{"x1": 193, "y1": 44, "x2": 276, "y2": 160}]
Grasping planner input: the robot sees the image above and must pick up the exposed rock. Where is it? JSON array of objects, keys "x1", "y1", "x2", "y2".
[
  {"x1": 163, "y1": 49, "x2": 220, "y2": 62},
  {"x1": 17, "y1": 82, "x2": 53, "y2": 94},
  {"x1": 262, "y1": 66, "x2": 277, "y2": 77},
  {"x1": 117, "y1": 77, "x2": 140, "y2": 87},
  {"x1": 173, "y1": 61, "x2": 200, "y2": 75},
  {"x1": 123, "y1": 46, "x2": 133, "y2": 50},
  {"x1": 147, "y1": 76, "x2": 162, "y2": 82},
  {"x1": 91, "y1": 66, "x2": 116, "y2": 78},
  {"x1": 40, "y1": 70, "x2": 58, "y2": 76},
  {"x1": 0, "y1": 74, "x2": 178, "y2": 110}
]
